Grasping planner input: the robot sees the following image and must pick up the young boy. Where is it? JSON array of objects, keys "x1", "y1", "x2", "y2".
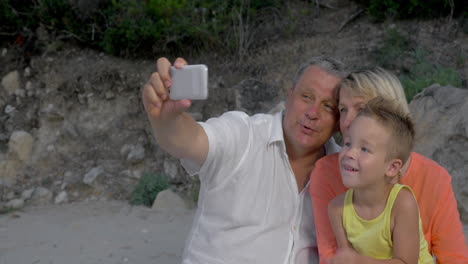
[{"x1": 328, "y1": 97, "x2": 433, "y2": 264}]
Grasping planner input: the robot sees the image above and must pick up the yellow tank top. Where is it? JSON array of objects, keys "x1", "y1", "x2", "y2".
[{"x1": 343, "y1": 184, "x2": 433, "y2": 263}]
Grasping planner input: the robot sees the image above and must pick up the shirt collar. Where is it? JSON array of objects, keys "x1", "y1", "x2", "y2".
[{"x1": 268, "y1": 111, "x2": 285, "y2": 145}]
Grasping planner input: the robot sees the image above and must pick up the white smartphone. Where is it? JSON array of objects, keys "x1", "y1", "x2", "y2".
[{"x1": 169, "y1": 64, "x2": 208, "y2": 100}]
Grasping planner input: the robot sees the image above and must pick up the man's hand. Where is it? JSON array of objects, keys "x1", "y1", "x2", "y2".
[
  {"x1": 142, "y1": 57, "x2": 191, "y2": 121},
  {"x1": 141, "y1": 57, "x2": 208, "y2": 165},
  {"x1": 329, "y1": 247, "x2": 361, "y2": 264}
]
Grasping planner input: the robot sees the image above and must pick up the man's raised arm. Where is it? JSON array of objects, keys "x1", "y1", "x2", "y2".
[{"x1": 142, "y1": 57, "x2": 208, "y2": 166}]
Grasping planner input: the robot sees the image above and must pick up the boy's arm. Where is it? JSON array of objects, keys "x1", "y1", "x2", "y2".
[
  {"x1": 391, "y1": 189, "x2": 420, "y2": 264},
  {"x1": 328, "y1": 194, "x2": 350, "y2": 249},
  {"x1": 327, "y1": 194, "x2": 363, "y2": 264}
]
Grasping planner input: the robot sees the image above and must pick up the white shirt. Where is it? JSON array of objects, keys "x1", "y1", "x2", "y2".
[{"x1": 181, "y1": 111, "x2": 341, "y2": 264}]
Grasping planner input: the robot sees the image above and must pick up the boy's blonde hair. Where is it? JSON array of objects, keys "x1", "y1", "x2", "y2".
[
  {"x1": 338, "y1": 67, "x2": 410, "y2": 115},
  {"x1": 358, "y1": 97, "x2": 415, "y2": 163}
]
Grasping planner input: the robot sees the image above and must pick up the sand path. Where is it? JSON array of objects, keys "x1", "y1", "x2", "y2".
[
  {"x1": 0, "y1": 201, "x2": 195, "y2": 264},
  {"x1": 1, "y1": 200, "x2": 467, "y2": 264}
]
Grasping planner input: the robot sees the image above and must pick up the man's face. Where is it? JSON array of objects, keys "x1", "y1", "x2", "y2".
[{"x1": 283, "y1": 66, "x2": 341, "y2": 154}]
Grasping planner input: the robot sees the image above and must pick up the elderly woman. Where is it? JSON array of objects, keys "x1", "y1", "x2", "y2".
[{"x1": 310, "y1": 67, "x2": 468, "y2": 264}]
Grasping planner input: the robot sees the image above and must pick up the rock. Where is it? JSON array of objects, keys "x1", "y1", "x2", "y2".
[
  {"x1": 4, "y1": 105, "x2": 15, "y2": 114},
  {"x1": 0, "y1": 160, "x2": 20, "y2": 186},
  {"x1": 40, "y1": 103, "x2": 64, "y2": 121},
  {"x1": 14, "y1": 88, "x2": 25, "y2": 97},
  {"x1": 127, "y1": 144, "x2": 145, "y2": 164},
  {"x1": 268, "y1": 101, "x2": 285, "y2": 114},
  {"x1": 152, "y1": 189, "x2": 192, "y2": 210},
  {"x1": 189, "y1": 112, "x2": 203, "y2": 121},
  {"x1": 409, "y1": 84, "x2": 468, "y2": 221},
  {"x1": 21, "y1": 188, "x2": 35, "y2": 200},
  {"x1": 42, "y1": 71, "x2": 65, "y2": 93},
  {"x1": 0, "y1": 97, "x2": 4, "y2": 112},
  {"x1": 233, "y1": 79, "x2": 280, "y2": 116},
  {"x1": 54, "y1": 191, "x2": 68, "y2": 204},
  {"x1": 6, "y1": 198, "x2": 24, "y2": 209},
  {"x1": 8, "y1": 131, "x2": 34, "y2": 162},
  {"x1": 163, "y1": 159, "x2": 180, "y2": 182},
  {"x1": 105, "y1": 91, "x2": 115, "y2": 99},
  {"x1": 25, "y1": 81, "x2": 33, "y2": 90},
  {"x1": 119, "y1": 170, "x2": 132, "y2": 178},
  {"x1": 30, "y1": 187, "x2": 53, "y2": 205},
  {"x1": 1, "y1": 71, "x2": 21, "y2": 96},
  {"x1": 6, "y1": 191, "x2": 15, "y2": 200},
  {"x1": 24, "y1": 67, "x2": 32, "y2": 77},
  {"x1": 83, "y1": 167, "x2": 104, "y2": 185},
  {"x1": 63, "y1": 171, "x2": 80, "y2": 184},
  {"x1": 62, "y1": 121, "x2": 79, "y2": 138},
  {"x1": 120, "y1": 144, "x2": 132, "y2": 157},
  {"x1": 36, "y1": 24, "x2": 50, "y2": 43},
  {"x1": 132, "y1": 169, "x2": 144, "y2": 179}
]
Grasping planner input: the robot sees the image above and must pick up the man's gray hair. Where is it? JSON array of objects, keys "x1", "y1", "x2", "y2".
[{"x1": 293, "y1": 56, "x2": 347, "y2": 86}]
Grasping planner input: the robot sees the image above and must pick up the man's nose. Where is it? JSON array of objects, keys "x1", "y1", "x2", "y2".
[{"x1": 305, "y1": 104, "x2": 319, "y2": 119}]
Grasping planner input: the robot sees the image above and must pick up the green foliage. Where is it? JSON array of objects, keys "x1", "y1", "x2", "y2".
[
  {"x1": 353, "y1": 0, "x2": 465, "y2": 21},
  {"x1": 0, "y1": 0, "x2": 289, "y2": 57},
  {"x1": 189, "y1": 176, "x2": 200, "y2": 204},
  {"x1": 130, "y1": 172, "x2": 169, "y2": 207},
  {"x1": 0, "y1": 206, "x2": 17, "y2": 215},
  {"x1": 372, "y1": 28, "x2": 411, "y2": 68},
  {"x1": 36, "y1": 0, "x2": 73, "y2": 28},
  {"x1": 372, "y1": 28, "x2": 463, "y2": 102},
  {"x1": 400, "y1": 61, "x2": 462, "y2": 101},
  {"x1": 0, "y1": 0, "x2": 34, "y2": 32}
]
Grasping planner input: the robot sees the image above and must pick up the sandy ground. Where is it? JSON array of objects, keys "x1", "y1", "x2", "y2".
[
  {"x1": 0, "y1": 201, "x2": 195, "y2": 264},
  {"x1": 1, "y1": 201, "x2": 467, "y2": 264}
]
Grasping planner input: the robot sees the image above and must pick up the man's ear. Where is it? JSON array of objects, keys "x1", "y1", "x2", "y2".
[
  {"x1": 288, "y1": 86, "x2": 294, "y2": 96},
  {"x1": 385, "y1": 158, "x2": 403, "y2": 178}
]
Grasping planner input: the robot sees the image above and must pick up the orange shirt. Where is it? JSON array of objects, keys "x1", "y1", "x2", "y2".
[{"x1": 310, "y1": 152, "x2": 468, "y2": 264}]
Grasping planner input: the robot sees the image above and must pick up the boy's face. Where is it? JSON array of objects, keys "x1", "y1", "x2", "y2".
[{"x1": 338, "y1": 115, "x2": 395, "y2": 189}]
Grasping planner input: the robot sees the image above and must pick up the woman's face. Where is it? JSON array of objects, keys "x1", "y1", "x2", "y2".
[{"x1": 338, "y1": 87, "x2": 368, "y2": 136}]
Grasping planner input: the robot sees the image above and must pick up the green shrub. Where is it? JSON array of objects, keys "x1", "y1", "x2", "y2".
[
  {"x1": 130, "y1": 172, "x2": 169, "y2": 207},
  {"x1": 0, "y1": 0, "x2": 290, "y2": 57},
  {"x1": 188, "y1": 176, "x2": 201, "y2": 204},
  {"x1": 372, "y1": 28, "x2": 411, "y2": 69},
  {"x1": 353, "y1": 0, "x2": 465, "y2": 21},
  {"x1": 401, "y1": 63, "x2": 462, "y2": 101},
  {"x1": 400, "y1": 47, "x2": 462, "y2": 101},
  {"x1": 372, "y1": 28, "x2": 463, "y2": 102}
]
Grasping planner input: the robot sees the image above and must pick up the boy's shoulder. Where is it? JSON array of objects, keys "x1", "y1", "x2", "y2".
[{"x1": 393, "y1": 185, "x2": 418, "y2": 215}]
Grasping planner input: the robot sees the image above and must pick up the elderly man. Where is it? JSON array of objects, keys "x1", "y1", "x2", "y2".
[{"x1": 142, "y1": 56, "x2": 346, "y2": 264}]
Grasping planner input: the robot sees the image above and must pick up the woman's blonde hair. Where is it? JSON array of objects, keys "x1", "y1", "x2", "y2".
[{"x1": 338, "y1": 67, "x2": 409, "y2": 114}]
